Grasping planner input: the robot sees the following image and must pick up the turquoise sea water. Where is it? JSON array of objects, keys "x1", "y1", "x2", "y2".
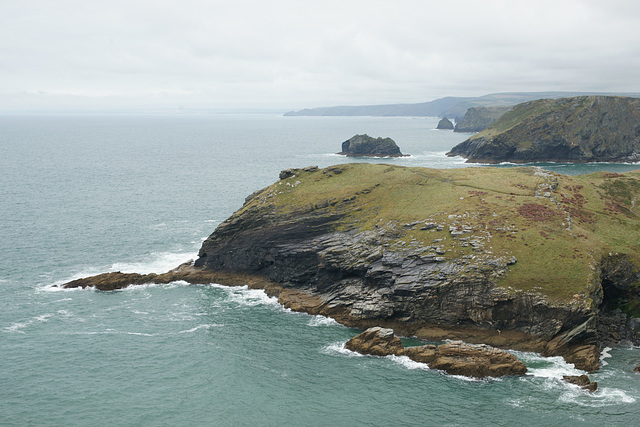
[{"x1": 1, "y1": 114, "x2": 640, "y2": 426}]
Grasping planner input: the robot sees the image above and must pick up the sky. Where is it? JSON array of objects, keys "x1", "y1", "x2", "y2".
[{"x1": 2, "y1": 0, "x2": 640, "y2": 112}]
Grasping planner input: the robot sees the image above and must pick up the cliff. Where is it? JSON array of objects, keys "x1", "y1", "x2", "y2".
[
  {"x1": 453, "y1": 106, "x2": 511, "y2": 132},
  {"x1": 447, "y1": 96, "x2": 640, "y2": 163},
  {"x1": 63, "y1": 164, "x2": 640, "y2": 371}
]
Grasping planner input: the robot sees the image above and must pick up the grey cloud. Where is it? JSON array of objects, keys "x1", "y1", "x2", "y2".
[{"x1": 1, "y1": 0, "x2": 640, "y2": 111}]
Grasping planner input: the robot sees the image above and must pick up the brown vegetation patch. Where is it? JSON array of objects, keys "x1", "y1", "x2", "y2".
[{"x1": 517, "y1": 203, "x2": 559, "y2": 221}]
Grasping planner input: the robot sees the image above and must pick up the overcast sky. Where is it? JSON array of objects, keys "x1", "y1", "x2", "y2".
[{"x1": 2, "y1": 0, "x2": 640, "y2": 111}]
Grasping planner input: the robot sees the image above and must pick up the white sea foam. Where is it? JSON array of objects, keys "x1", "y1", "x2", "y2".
[
  {"x1": 3, "y1": 322, "x2": 28, "y2": 334},
  {"x1": 387, "y1": 354, "x2": 430, "y2": 371},
  {"x1": 64, "y1": 330, "x2": 157, "y2": 337},
  {"x1": 308, "y1": 315, "x2": 340, "y2": 327},
  {"x1": 40, "y1": 250, "x2": 199, "y2": 292},
  {"x1": 559, "y1": 386, "x2": 636, "y2": 407},
  {"x1": 123, "y1": 280, "x2": 192, "y2": 291},
  {"x1": 600, "y1": 346, "x2": 612, "y2": 367},
  {"x1": 513, "y1": 351, "x2": 585, "y2": 379},
  {"x1": 110, "y1": 251, "x2": 197, "y2": 275},
  {"x1": 322, "y1": 341, "x2": 363, "y2": 357},
  {"x1": 211, "y1": 284, "x2": 280, "y2": 307},
  {"x1": 178, "y1": 324, "x2": 223, "y2": 334}
]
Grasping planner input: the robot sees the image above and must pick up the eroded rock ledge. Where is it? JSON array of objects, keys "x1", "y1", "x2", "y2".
[{"x1": 345, "y1": 327, "x2": 527, "y2": 378}]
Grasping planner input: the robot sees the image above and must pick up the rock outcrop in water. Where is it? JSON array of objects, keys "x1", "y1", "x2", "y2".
[
  {"x1": 436, "y1": 117, "x2": 454, "y2": 130},
  {"x1": 338, "y1": 134, "x2": 406, "y2": 157},
  {"x1": 345, "y1": 327, "x2": 527, "y2": 378},
  {"x1": 62, "y1": 163, "x2": 640, "y2": 372},
  {"x1": 448, "y1": 96, "x2": 640, "y2": 163}
]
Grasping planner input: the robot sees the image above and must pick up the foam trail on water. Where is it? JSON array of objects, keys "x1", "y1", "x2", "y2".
[{"x1": 178, "y1": 324, "x2": 223, "y2": 334}]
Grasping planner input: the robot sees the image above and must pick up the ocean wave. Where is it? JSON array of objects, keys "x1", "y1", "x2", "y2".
[
  {"x1": 210, "y1": 284, "x2": 280, "y2": 308},
  {"x1": 109, "y1": 251, "x2": 197, "y2": 275},
  {"x1": 177, "y1": 323, "x2": 223, "y2": 334},
  {"x1": 321, "y1": 341, "x2": 363, "y2": 357},
  {"x1": 512, "y1": 351, "x2": 585, "y2": 379},
  {"x1": 40, "y1": 251, "x2": 199, "y2": 292},
  {"x1": 387, "y1": 354, "x2": 430, "y2": 371},
  {"x1": 3, "y1": 310, "x2": 73, "y2": 333},
  {"x1": 307, "y1": 315, "x2": 341, "y2": 327},
  {"x1": 600, "y1": 346, "x2": 613, "y2": 367}
]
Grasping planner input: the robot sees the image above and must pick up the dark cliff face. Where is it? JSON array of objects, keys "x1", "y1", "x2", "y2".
[
  {"x1": 448, "y1": 96, "x2": 640, "y2": 163},
  {"x1": 338, "y1": 134, "x2": 405, "y2": 157},
  {"x1": 195, "y1": 194, "x2": 596, "y2": 348},
  {"x1": 453, "y1": 106, "x2": 511, "y2": 133}
]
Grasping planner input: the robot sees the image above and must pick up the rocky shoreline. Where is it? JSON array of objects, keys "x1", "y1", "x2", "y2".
[{"x1": 61, "y1": 163, "x2": 640, "y2": 374}]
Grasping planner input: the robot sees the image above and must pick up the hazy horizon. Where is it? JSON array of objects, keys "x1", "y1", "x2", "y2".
[{"x1": 2, "y1": 1, "x2": 640, "y2": 112}]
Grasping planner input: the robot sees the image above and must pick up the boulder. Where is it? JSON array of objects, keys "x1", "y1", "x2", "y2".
[
  {"x1": 562, "y1": 374, "x2": 598, "y2": 392},
  {"x1": 338, "y1": 134, "x2": 406, "y2": 157},
  {"x1": 345, "y1": 327, "x2": 404, "y2": 356},
  {"x1": 428, "y1": 341, "x2": 527, "y2": 378},
  {"x1": 436, "y1": 117, "x2": 454, "y2": 130}
]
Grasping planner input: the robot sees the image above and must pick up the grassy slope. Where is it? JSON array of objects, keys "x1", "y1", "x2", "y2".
[{"x1": 244, "y1": 164, "x2": 640, "y2": 301}]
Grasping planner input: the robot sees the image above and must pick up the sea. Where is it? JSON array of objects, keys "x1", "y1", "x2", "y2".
[{"x1": 1, "y1": 114, "x2": 640, "y2": 426}]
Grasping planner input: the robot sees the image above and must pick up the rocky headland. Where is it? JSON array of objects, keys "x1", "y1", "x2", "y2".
[
  {"x1": 62, "y1": 163, "x2": 640, "y2": 373},
  {"x1": 338, "y1": 134, "x2": 407, "y2": 157},
  {"x1": 453, "y1": 106, "x2": 511, "y2": 133},
  {"x1": 448, "y1": 96, "x2": 640, "y2": 163}
]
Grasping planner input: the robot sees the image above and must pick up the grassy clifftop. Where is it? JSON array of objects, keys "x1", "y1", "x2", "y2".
[{"x1": 245, "y1": 163, "x2": 640, "y2": 301}]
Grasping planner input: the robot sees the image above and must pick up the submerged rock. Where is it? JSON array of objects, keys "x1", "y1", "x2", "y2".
[
  {"x1": 562, "y1": 375, "x2": 598, "y2": 392},
  {"x1": 338, "y1": 134, "x2": 406, "y2": 157},
  {"x1": 346, "y1": 328, "x2": 527, "y2": 378}
]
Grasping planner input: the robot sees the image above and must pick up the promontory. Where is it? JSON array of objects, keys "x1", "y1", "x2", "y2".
[
  {"x1": 448, "y1": 96, "x2": 640, "y2": 163},
  {"x1": 62, "y1": 163, "x2": 640, "y2": 372}
]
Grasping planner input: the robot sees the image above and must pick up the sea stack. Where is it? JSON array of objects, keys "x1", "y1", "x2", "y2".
[
  {"x1": 338, "y1": 134, "x2": 407, "y2": 157},
  {"x1": 436, "y1": 117, "x2": 454, "y2": 130}
]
